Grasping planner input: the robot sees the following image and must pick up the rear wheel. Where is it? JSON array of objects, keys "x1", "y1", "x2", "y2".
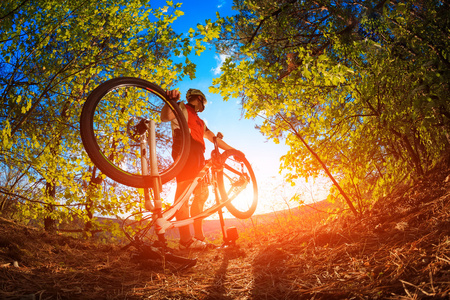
[
  {"x1": 217, "y1": 150, "x2": 258, "y2": 219},
  {"x1": 79, "y1": 77, "x2": 190, "y2": 188}
]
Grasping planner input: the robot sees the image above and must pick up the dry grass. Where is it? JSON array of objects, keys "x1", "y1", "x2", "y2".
[{"x1": 1, "y1": 158, "x2": 450, "y2": 299}]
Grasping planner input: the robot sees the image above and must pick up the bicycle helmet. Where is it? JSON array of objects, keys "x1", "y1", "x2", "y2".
[{"x1": 186, "y1": 88, "x2": 207, "y2": 106}]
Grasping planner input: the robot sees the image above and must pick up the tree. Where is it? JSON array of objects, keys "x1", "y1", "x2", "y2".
[
  {"x1": 211, "y1": 0, "x2": 449, "y2": 214},
  {"x1": 0, "y1": 0, "x2": 202, "y2": 232}
]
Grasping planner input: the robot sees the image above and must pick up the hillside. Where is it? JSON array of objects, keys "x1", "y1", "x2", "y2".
[
  {"x1": 164, "y1": 199, "x2": 334, "y2": 239},
  {"x1": 1, "y1": 156, "x2": 450, "y2": 299}
]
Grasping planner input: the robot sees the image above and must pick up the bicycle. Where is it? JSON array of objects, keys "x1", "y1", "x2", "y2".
[{"x1": 79, "y1": 77, "x2": 258, "y2": 268}]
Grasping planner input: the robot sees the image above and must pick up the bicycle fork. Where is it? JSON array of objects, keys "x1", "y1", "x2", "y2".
[
  {"x1": 140, "y1": 122, "x2": 154, "y2": 212},
  {"x1": 139, "y1": 120, "x2": 167, "y2": 243},
  {"x1": 147, "y1": 120, "x2": 168, "y2": 246}
]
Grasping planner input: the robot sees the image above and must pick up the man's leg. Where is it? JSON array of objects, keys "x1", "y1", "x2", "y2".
[
  {"x1": 175, "y1": 180, "x2": 192, "y2": 244},
  {"x1": 191, "y1": 182, "x2": 209, "y2": 241}
]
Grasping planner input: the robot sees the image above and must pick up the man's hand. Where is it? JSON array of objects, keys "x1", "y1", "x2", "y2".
[
  {"x1": 166, "y1": 90, "x2": 180, "y2": 101},
  {"x1": 161, "y1": 90, "x2": 180, "y2": 122}
]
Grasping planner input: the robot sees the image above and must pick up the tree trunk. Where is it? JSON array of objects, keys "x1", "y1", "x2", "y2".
[{"x1": 44, "y1": 181, "x2": 56, "y2": 232}]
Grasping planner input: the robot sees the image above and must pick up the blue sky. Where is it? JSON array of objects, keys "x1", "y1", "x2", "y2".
[
  {"x1": 157, "y1": 0, "x2": 329, "y2": 213},
  {"x1": 166, "y1": 0, "x2": 287, "y2": 176}
]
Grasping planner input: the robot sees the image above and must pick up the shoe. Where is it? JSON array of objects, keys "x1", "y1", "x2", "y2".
[{"x1": 179, "y1": 237, "x2": 215, "y2": 250}]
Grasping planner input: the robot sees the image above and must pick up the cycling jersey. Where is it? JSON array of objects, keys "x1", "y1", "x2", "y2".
[
  {"x1": 171, "y1": 102, "x2": 209, "y2": 181},
  {"x1": 170, "y1": 102, "x2": 208, "y2": 151},
  {"x1": 185, "y1": 104, "x2": 206, "y2": 151}
]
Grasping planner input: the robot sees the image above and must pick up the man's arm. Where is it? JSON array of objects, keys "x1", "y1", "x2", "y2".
[
  {"x1": 204, "y1": 129, "x2": 234, "y2": 150},
  {"x1": 161, "y1": 90, "x2": 180, "y2": 122}
]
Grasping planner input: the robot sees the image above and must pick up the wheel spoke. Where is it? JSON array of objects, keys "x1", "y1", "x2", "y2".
[{"x1": 218, "y1": 150, "x2": 258, "y2": 219}]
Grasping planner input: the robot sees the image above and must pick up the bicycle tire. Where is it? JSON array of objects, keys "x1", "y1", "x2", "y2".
[
  {"x1": 217, "y1": 149, "x2": 258, "y2": 219},
  {"x1": 80, "y1": 77, "x2": 190, "y2": 188}
]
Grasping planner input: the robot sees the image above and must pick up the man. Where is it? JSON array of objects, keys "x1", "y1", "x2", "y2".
[{"x1": 161, "y1": 88, "x2": 235, "y2": 250}]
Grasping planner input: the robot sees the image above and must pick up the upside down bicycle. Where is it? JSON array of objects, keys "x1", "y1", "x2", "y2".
[{"x1": 79, "y1": 77, "x2": 258, "y2": 268}]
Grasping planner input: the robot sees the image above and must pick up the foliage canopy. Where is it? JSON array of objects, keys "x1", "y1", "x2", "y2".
[
  {"x1": 0, "y1": 0, "x2": 211, "y2": 234},
  {"x1": 210, "y1": 0, "x2": 450, "y2": 213}
]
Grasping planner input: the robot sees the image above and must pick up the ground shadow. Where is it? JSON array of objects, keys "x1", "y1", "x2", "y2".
[
  {"x1": 204, "y1": 253, "x2": 231, "y2": 300},
  {"x1": 203, "y1": 246, "x2": 246, "y2": 300},
  {"x1": 251, "y1": 243, "x2": 304, "y2": 299}
]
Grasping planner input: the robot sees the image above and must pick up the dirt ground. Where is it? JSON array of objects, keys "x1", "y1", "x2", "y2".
[{"x1": 1, "y1": 157, "x2": 450, "y2": 299}]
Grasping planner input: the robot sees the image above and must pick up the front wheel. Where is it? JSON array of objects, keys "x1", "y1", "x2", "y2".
[
  {"x1": 79, "y1": 77, "x2": 190, "y2": 188},
  {"x1": 217, "y1": 150, "x2": 258, "y2": 219}
]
